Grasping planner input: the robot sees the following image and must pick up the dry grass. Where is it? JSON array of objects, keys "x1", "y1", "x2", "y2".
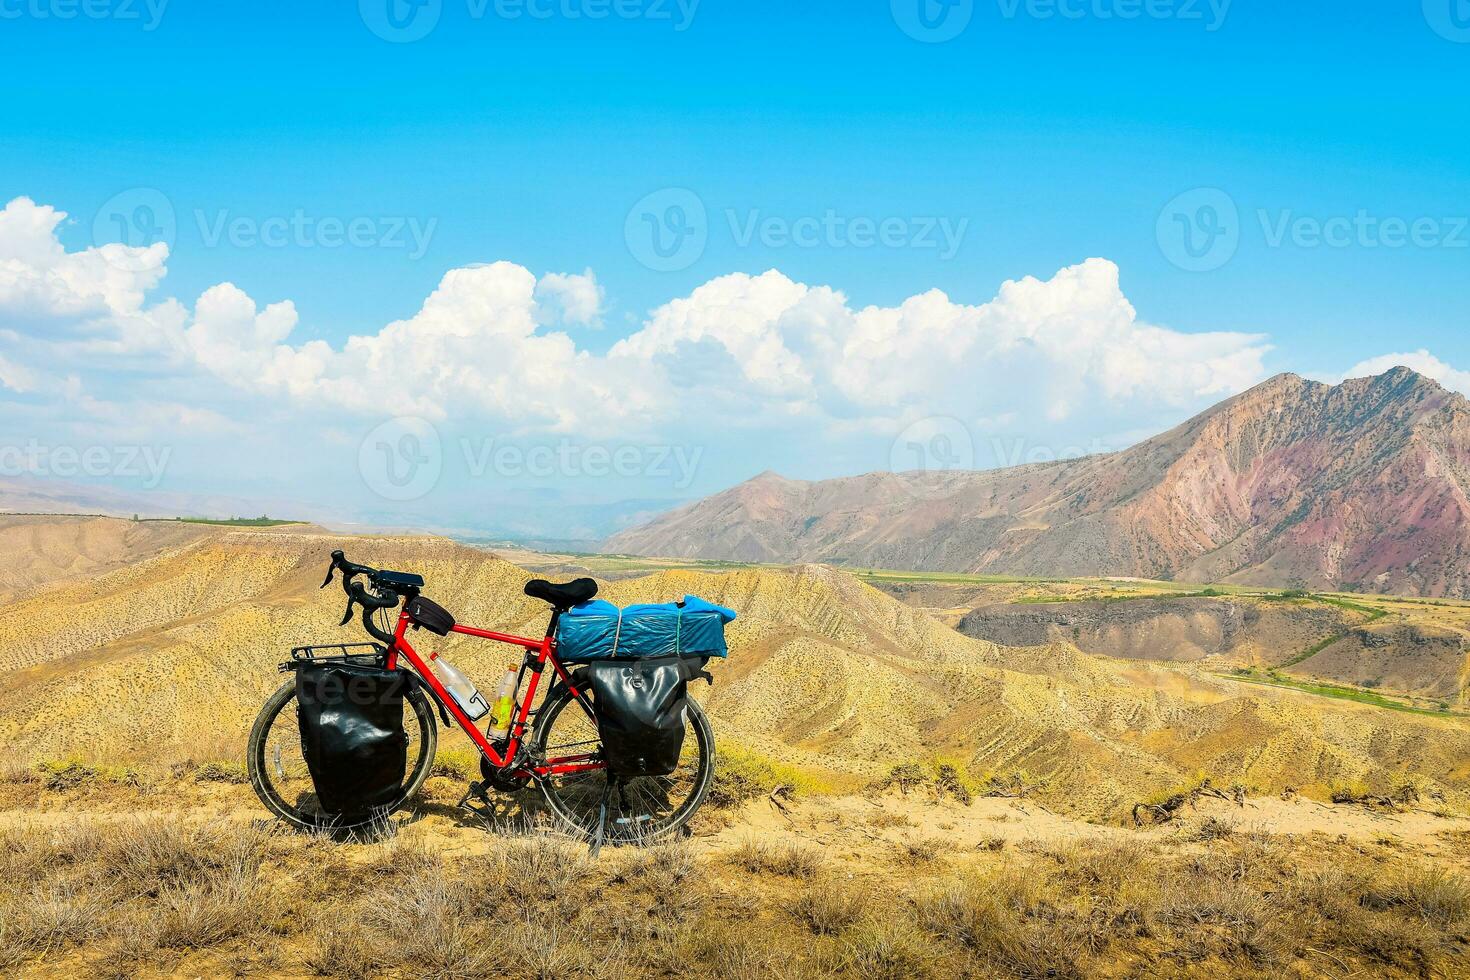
[
  {"x1": 727, "y1": 836, "x2": 824, "y2": 878},
  {"x1": 867, "y1": 810, "x2": 913, "y2": 829},
  {"x1": 832, "y1": 920, "x2": 936, "y2": 979},
  {"x1": 895, "y1": 836, "x2": 946, "y2": 865},
  {"x1": 0, "y1": 816, "x2": 279, "y2": 973},
  {"x1": 790, "y1": 877, "x2": 866, "y2": 934},
  {"x1": 2, "y1": 798, "x2": 1469, "y2": 979}
]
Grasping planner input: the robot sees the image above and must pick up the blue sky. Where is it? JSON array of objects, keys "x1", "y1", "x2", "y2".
[{"x1": 0, "y1": 1, "x2": 1467, "y2": 539}]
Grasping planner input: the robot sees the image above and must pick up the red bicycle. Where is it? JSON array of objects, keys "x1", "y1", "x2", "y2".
[{"x1": 247, "y1": 551, "x2": 716, "y2": 842}]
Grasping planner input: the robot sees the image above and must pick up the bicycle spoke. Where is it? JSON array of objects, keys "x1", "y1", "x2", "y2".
[
  {"x1": 252, "y1": 678, "x2": 434, "y2": 829},
  {"x1": 534, "y1": 685, "x2": 710, "y2": 842}
]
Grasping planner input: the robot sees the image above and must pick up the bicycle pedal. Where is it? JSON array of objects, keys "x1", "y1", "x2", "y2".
[{"x1": 455, "y1": 780, "x2": 493, "y2": 809}]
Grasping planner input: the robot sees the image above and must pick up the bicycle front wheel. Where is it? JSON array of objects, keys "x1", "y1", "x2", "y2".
[
  {"x1": 532, "y1": 675, "x2": 715, "y2": 844},
  {"x1": 247, "y1": 676, "x2": 438, "y2": 830}
]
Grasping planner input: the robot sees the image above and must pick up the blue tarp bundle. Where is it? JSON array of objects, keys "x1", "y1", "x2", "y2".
[{"x1": 556, "y1": 596, "x2": 737, "y2": 662}]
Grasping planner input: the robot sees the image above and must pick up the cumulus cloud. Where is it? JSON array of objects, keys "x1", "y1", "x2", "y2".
[
  {"x1": 0, "y1": 353, "x2": 37, "y2": 393},
  {"x1": 534, "y1": 268, "x2": 603, "y2": 327},
  {"x1": 1342, "y1": 350, "x2": 1470, "y2": 396},
  {"x1": 0, "y1": 194, "x2": 1277, "y2": 487},
  {"x1": 614, "y1": 259, "x2": 1271, "y2": 433},
  {"x1": 0, "y1": 197, "x2": 168, "y2": 320}
]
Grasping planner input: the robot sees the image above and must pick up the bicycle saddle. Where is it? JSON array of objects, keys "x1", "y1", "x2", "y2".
[{"x1": 524, "y1": 577, "x2": 598, "y2": 608}]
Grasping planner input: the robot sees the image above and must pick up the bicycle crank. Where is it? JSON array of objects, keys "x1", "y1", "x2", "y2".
[{"x1": 482, "y1": 753, "x2": 532, "y2": 793}]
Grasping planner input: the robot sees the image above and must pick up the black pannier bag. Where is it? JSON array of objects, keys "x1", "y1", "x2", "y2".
[
  {"x1": 586, "y1": 657, "x2": 692, "y2": 778},
  {"x1": 295, "y1": 662, "x2": 410, "y2": 819}
]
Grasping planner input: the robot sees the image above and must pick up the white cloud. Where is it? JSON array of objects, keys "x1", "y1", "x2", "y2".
[
  {"x1": 0, "y1": 353, "x2": 37, "y2": 393},
  {"x1": 1342, "y1": 350, "x2": 1470, "y2": 396},
  {"x1": 534, "y1": 268, "x2": 603, "y2": 327},
  {"x1": 613, "y1": 258, "x2": 1271, "y2": 432},
  {"x1": 0, "y1": 194, "x2": 1277, "y2": 491},
  {"x1": 0, "y1": 197, "x2": 167, "y2": 320}
]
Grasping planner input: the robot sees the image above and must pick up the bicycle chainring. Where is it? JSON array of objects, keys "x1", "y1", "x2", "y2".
[{"x1": 481, "y1": 749, "x2": 533, "y2": 793}]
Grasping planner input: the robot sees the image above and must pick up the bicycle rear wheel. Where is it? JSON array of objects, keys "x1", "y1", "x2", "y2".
[
  {"x1": 532, "y1": 675, "x2": 715, "y2": 844},
  {"x1": 247, "y1": 676, "x2": 438, "y2": 830}
]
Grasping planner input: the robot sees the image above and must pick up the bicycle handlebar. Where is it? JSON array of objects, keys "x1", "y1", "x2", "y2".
[{"x1": 321, "y1": 550, "x2": 413, "y2": 645}]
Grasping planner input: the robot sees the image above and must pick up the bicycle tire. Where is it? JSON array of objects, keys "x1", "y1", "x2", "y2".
[
  {"x1": 247, "y1": 676, "x2": 438, "y2": 831},
  {"x1": 532, "y1": 675, "x2": 715, "y2": 844}
]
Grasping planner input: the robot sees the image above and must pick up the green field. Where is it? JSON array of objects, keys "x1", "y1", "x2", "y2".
[
  {"x1": 1218, "y1": 669, "x2": 1462, "y2": 718},
  {"x1": 152, "y1": 516, "x2": 305, "y2": 527},
  {"x1": 2, "y1": 511, "x2": 306, "y2": 529}
]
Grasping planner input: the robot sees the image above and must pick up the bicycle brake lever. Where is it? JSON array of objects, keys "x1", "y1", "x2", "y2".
[
  {"x1": 321, "y1": 549, "x2": 346, "y2": 589},
  {"x1": 339, "y1": 596, "x2": 357, "y2": 626}
]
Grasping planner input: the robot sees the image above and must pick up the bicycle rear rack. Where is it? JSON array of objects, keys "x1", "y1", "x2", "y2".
[{"x1": 280, "y1": 642, "x2": 388, "y2": 671}]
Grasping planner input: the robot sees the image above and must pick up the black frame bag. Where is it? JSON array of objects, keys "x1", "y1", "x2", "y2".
[
  {"x1": 295, "y1": 662, "x2": 409, "y2": 819},
  {"x1": 586, "y1": 657, "x2": 691, "y2": 778}
]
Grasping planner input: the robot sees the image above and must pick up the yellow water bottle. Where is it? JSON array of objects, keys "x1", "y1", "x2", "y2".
[{"x1": 487, "y1": 665, "x2": 518, "y2": 740}]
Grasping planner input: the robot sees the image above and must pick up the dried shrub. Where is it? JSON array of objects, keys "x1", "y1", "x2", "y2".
[
  {"x1": 728, "y1": 837, "x2": 824, "y2": 878},
  {"x1": 790, "y1": 878, "x2": 866, "y2": 934}
]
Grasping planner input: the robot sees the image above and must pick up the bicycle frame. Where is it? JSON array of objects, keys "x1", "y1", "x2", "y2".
[{"x1": 383, "y1": 609, "x2": 604, "y2": 781}]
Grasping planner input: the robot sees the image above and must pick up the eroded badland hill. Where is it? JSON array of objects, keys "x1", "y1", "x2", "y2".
[{"x1": 2, "y1": 515, "x2": 1469, "y2": 977}]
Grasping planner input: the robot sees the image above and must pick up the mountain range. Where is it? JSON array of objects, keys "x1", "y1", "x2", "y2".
[{"x1": 607, "y1": 367, "x2": 1470, "y2": 597}]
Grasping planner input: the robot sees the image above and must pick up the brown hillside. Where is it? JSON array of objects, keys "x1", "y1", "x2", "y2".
[
  {"x1": 1, "y1": 523, "x2": 1467, "y2": 819},
  {"x1": 0, "y1": 515, "x2": 214, "y2": 601}
]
